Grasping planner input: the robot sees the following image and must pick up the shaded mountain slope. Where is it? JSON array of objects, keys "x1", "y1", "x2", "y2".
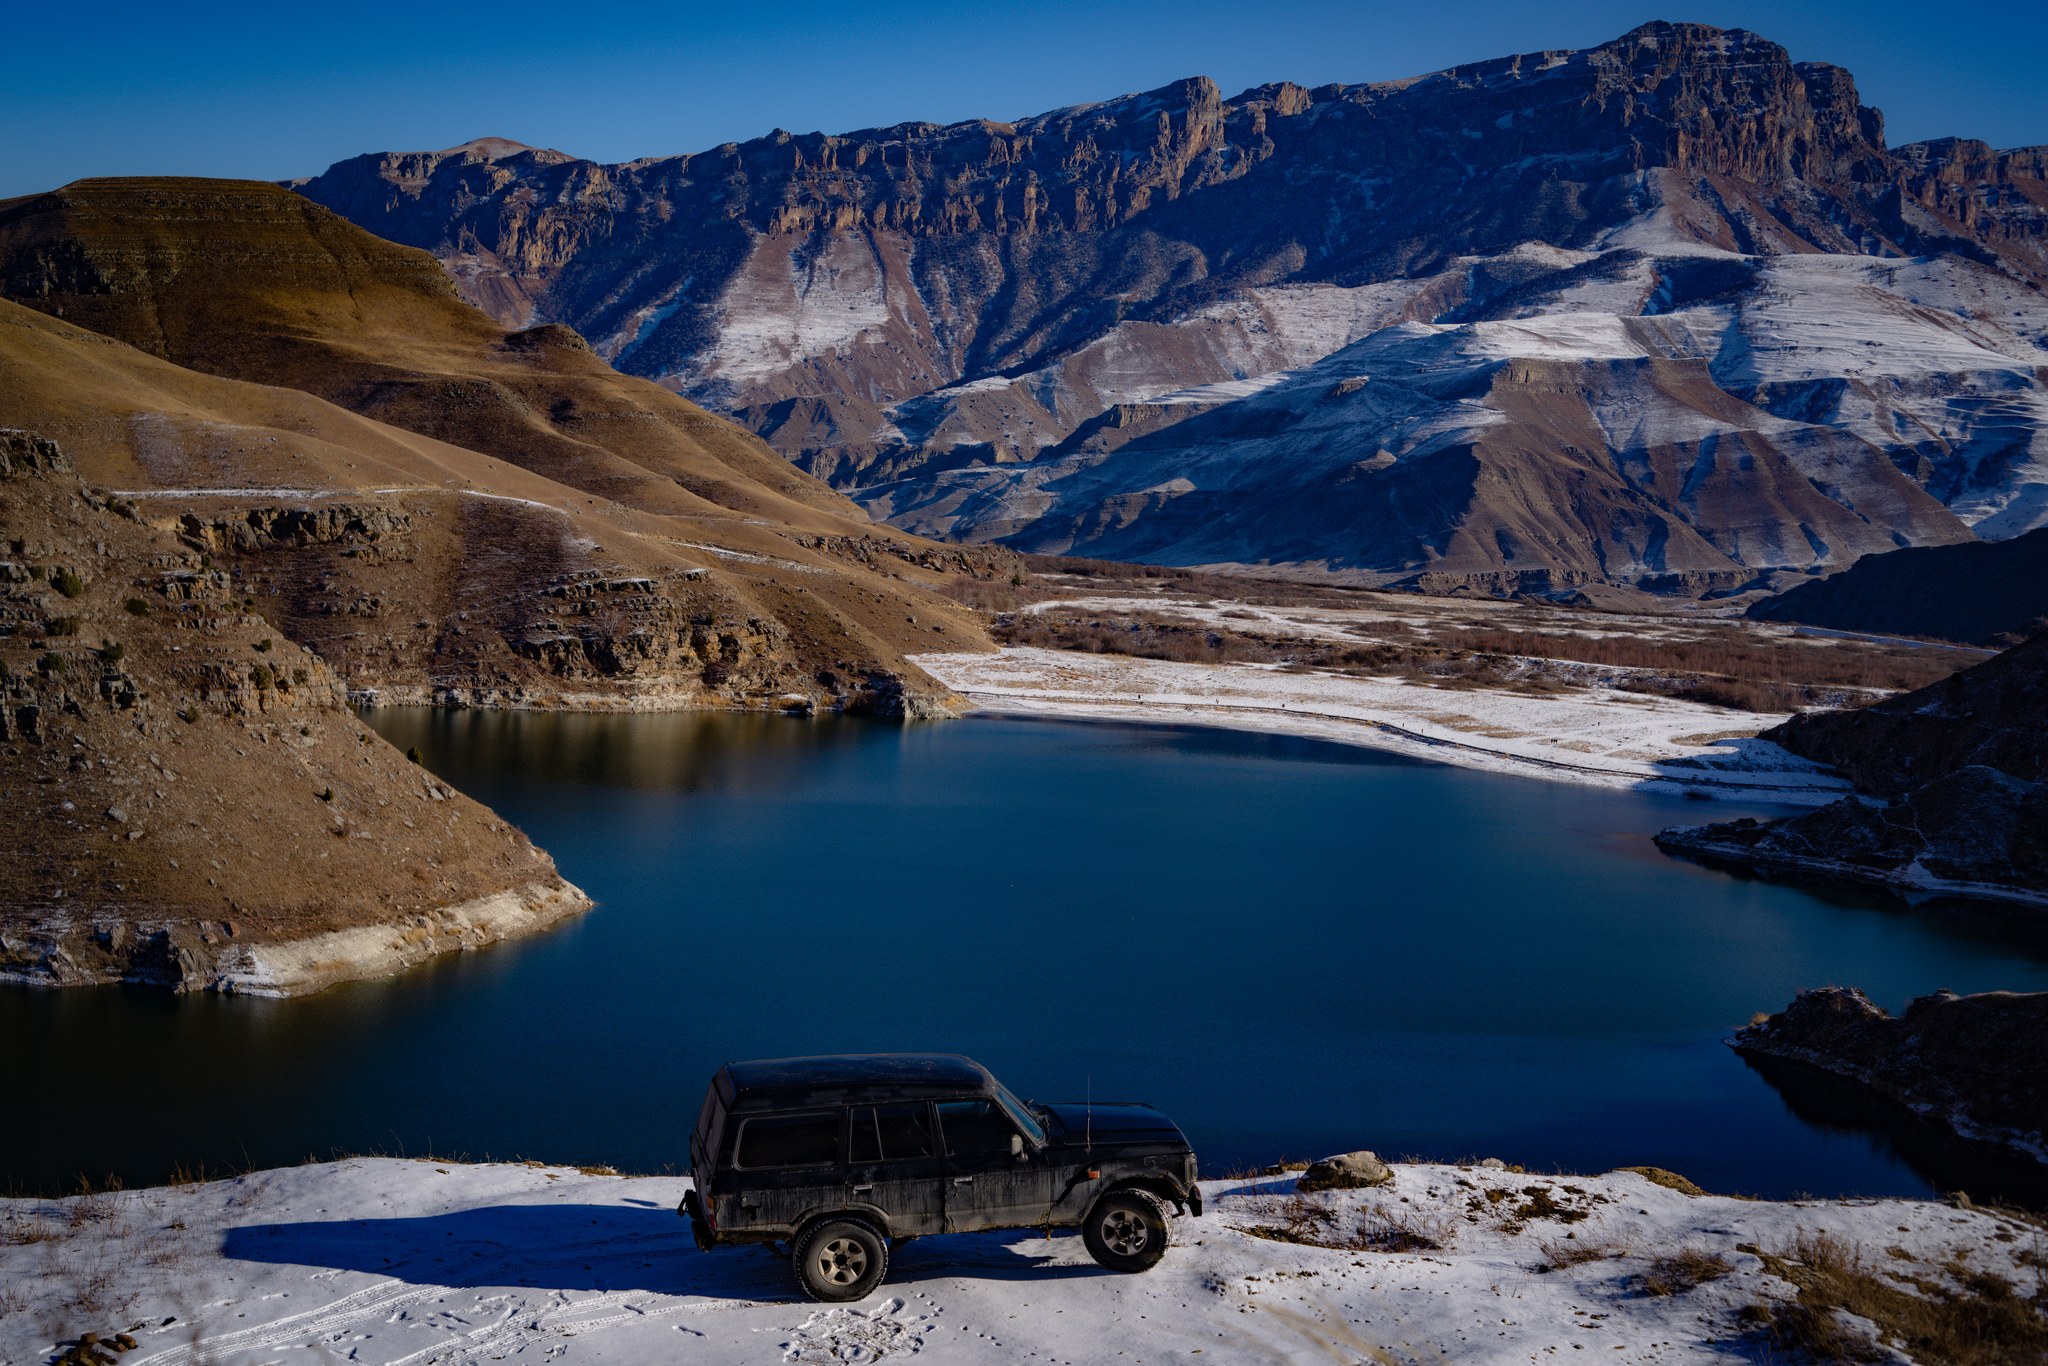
[
  {"x1": 0, "y1": 180, "x2": 1009, "y2": 712},
  {"x1": 1748, "y1": 527, "x2": 2048, "y2": 645},
  {"x1": 296, "y1": 23, "x2": 2048, "y2": 590},
  {"x1": 1658, "y1": 633, "x2": 2048, "y2": 904},
  {"x1": 0, "y1": 430, "x2": 588, "y2": 995}
]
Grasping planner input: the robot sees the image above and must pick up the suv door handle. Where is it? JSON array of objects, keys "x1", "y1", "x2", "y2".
[
  {"x1": 952, "y1": 1176, "x2": 974, "y2": 1184},
  {"x1": 851, "y1": 1185, "x2": 874, "y2": 1194}
]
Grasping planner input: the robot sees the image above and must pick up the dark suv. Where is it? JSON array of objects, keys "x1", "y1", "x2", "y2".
[{"x1": 679, "y1": 1053, "x2": 1202, "y2": 1301}]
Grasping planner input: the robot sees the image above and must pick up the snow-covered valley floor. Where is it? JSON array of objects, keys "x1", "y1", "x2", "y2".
[
  {"x1": 6, "y1": 1160, "x2": 2040, "y2": 1365},
  {"x1": 913, "y1": 648, "x2": 1854, "y2": 804}
]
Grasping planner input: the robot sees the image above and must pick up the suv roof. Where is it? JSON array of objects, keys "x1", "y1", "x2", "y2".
[{"x1": 717, "y1": 1053, "x2": 996, "y2": 1109}]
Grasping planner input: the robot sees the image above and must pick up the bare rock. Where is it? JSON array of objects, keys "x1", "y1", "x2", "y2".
[{"x1": 1297, "y1": 1150, "x2": 1393, "y2": 1192}]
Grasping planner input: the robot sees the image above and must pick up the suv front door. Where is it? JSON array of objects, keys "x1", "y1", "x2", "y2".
[
  {"x1": 936, "y1": 1098, "x2": 1054, "y2": 1232},
  {"x1": 845, "y1": 1101, "x2": 947, "y2": 1237}
]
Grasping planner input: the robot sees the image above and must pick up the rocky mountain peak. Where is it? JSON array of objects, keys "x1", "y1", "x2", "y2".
[{"x1": 290, "y1": 23, "x2": 2048, "y2": 591}]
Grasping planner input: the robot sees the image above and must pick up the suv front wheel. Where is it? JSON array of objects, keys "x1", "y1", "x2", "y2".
[
  {"x1": 1082, "y1": 1191, "x2": 1168, "y2": 1272},
  {"x1": 793, "y1": 1217, "x2": 889, "y2": 1302}
]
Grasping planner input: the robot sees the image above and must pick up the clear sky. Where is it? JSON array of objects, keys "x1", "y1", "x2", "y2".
[{"x1": 5, "y1": 1, "x2": 2045, "y2": 198}]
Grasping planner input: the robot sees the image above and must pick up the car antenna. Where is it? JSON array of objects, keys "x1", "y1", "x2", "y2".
[{"x1": 1086, "y1": 1075, "x2": 1092, "y2": 1156}]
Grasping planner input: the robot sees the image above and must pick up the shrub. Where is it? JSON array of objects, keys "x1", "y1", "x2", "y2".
[
  {"x1": 254, "y1": 637, "x2": 272, "y2": 653},
  {"x1": 98, "y1": 640, "x2": 125, "y2": 664},
  {"x1": 37, "y1": 652, "x2": 64, "y2": 675},
  {"x1": 53, "y1": 568, "x2": 84, "y2": 598},
  {"x1": 122, "y1": 597, "x2": 151, "y2": 617},
  {"x1": 1638, "y1": 1247, "x2": 1734, "y2": 1296},
  {"x1": 249, "y1": 663, "x2": 274, "y2": 689},
  {"x1": 1745, "y1": 1228, "x2": 2048, "y2": 1366},
  {"x1": 46, "y1": 615, "x2": 81, "y2": 637}
]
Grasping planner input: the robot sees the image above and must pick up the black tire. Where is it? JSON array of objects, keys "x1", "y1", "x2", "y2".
[
  {"x1": 1082, "y1": 1191, "x2": 1168, "y2": 1272},
  {"x1": 792, "y1": 1217, "x2": 889, "y2": 1302}
]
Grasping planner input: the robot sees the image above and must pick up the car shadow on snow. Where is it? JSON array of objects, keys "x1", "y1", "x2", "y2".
[{"x1": 220, "y1": 1202, "x2": 1114, "y2": 1301}]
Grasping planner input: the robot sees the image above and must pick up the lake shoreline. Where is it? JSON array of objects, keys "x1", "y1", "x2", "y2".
[{"x1": 915, "y1": 647, "x2": 1855, "y2": 803}]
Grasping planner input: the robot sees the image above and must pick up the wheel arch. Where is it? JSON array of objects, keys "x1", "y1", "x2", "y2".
[
  {"x1": 1091, "y1": 1177, "x2": 1185, "y2": 1217},
  {"x1": 793, "y1": 1205, "x2": 893, "y2": 1245}
]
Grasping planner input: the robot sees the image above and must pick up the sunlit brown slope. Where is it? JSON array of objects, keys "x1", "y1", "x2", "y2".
[
  {"x1": 0, "y1": 430, "x2": 588, "y2": 996},
  {"x1": 0, "y1": 178, "x2": 1007, "y2": 713}
]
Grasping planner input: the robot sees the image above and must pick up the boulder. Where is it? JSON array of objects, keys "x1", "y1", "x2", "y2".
[{"x1": 1297, "y1": 1150, "x2": 1393, "y2": 1192}]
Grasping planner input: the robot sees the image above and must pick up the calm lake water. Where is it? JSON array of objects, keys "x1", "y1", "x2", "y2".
[{"x1": 10, "y1": 709, "x2": 2048, "y2": 1199}]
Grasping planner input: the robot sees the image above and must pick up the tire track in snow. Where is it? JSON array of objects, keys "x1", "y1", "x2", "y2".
[{"x1": 129, "y1": 1226, "x2": 732, "y2": 1366}]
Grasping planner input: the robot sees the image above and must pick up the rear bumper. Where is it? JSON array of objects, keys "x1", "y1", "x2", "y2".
[{"x1": 679, "y1": 1188, "x2": 716, "y2": 1251}]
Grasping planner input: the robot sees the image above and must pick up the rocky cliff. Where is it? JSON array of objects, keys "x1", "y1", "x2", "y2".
[
  {"x1": 295, "y1": 22, "x2": 2048, "y2": 591},
  {"x1": 0, "y1": 180, "x2": 1011, "y2": 715},
  {"x1": 0, "y1": 430, "x2": 589, "y2": 995},
  {"x1": 1657, "y1": 633, "x2": 2047, "y2": 904},
  {"x1": 1734, "y1": 986, "x2": 2048, "y2": 1162}
]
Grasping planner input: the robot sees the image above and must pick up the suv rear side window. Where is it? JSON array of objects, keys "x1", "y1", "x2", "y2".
[
  {"x1": 851, "y1": 1103, "x2": 937, "y2": 1163},
  {"x1": 735, "y1": 1112, "x2": 841, "y2": 1169},
  {"x1": 937, "y1": 1099, "x2": 1018, "y2": 1156}
]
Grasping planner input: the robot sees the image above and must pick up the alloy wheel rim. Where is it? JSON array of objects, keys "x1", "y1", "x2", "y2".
[
  {"x1": 1101, "y1": 1208, "x2": 1149, "y2": 1256},
  {"x1": 818, "y1": 1236, "x2": 869, "y2": 1284}
]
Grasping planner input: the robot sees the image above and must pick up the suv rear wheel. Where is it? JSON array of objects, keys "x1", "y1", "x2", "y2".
[
  {"x1": 793, "y1": 1217, "x2": 889, "y2": 1302},
  {"x1": 1082, "y1": 1191, "x2": 1168, "y2": 1272}
]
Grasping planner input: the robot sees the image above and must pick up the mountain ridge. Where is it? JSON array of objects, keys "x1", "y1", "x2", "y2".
[{"x1": 296, "y1": 21, "x2": 2048, "y2": 592}]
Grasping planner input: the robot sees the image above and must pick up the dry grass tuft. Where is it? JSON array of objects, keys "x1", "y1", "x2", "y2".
[
  {"x1": 1637, "y1": 1247, "x2": 1734, "y2": 1296},
  {"x1": 2, "y1": 1209, "x2": 57, "y2": 1245},
  {"x1": 1240, "y1": 1192, "x2": 1453, "y2": 1254},
  {"x1": 1534, "y1": 1232, "x2": 1630, "y2": 1271},
  {"x1": 1741, "y1": 1228, "x2": 2048, "y2": 1366}
]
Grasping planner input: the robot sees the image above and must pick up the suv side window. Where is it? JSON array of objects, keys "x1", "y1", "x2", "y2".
[
  {"x1": 734, "y1": 1111, "x2": 841, "y2": 1169},
  {"x1": 851, "y1": 1103, "x2": 937, "y2": 1162},
  {"x1": 936, "y1": 1099, "x2": 1019, "y2": 1156}
]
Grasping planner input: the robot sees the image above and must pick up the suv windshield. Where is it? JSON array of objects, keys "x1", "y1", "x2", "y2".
[{"x1": 993, "y1": 1084, "x2": 1048, "y2": 1146}]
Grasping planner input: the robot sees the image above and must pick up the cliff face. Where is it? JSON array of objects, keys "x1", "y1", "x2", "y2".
[
  {"x1": 1657, "y1": 634, "x2": 2048, "y2": 904},
  {"x1": 294, "y1": 22, "x2": 2048, "y2": 591},
  {"x1": 0, "y1": 431, "x2": 589, "y2": 996},
  {"x1": 0, "y1": 180, "x2": 1011, "y2": 716}
]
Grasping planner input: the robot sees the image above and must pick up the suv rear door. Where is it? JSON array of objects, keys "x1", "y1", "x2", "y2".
[
  {"x1": 844, "y1": 1101, "x2": 946, "y2": 1237},
  {"x1": 727, "y1": 1109, "x2": 845, "y2": 1231},
  {"x1": 937, "y1": 1098, "x2": 1055, "y2": 1232}
]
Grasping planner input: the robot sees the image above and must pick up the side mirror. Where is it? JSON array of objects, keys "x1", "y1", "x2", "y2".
[{"x1": 1011, "y1": 1133, "x2": 1025, "y2": 1160}]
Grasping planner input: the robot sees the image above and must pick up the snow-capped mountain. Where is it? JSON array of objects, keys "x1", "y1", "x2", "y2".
[{"x1": 294, "y1": 22, "x2": 2048, "y2": 591}]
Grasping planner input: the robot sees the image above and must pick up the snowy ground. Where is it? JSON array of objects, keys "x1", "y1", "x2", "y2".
[
  {"x1": 912, "y1": 648, "x2": 1853, "y2": 803},
  {"x1": 4, "y1": 1159, "x2": 2037, "y2": 1365}
]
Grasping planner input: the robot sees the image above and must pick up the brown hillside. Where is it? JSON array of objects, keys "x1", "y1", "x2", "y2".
[
  {"x1": 0, "y1": 430, "x2": 588, "y2": 996},
  {"x1": 0, "y1": 180, "x2": 1009, "y2": 712}
]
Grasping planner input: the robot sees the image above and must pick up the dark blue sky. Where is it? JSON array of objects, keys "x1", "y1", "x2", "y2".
[{"x1": 5, "y1": 1, "x2": 2044, "y2": 198}]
